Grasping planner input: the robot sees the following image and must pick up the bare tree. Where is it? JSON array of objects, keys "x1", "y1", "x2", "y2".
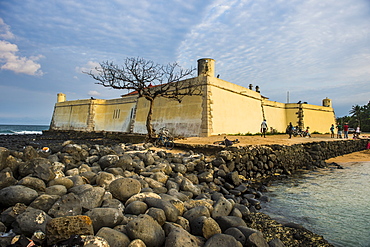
[{"x1": 85, "y1": 57, "x2": 202, "y2": 139}]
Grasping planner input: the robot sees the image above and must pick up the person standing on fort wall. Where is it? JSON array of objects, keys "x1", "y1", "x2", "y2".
[
  {"x1": 261, "y1": 119, "x2": 268, "y2": 138},
  {"x1": 343, "y1": 123, "x2": 349, "y2": 139}
]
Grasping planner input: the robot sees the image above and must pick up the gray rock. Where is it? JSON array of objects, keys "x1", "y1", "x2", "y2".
[
  {"x1": 173, "y1": 163, "x2": 187, "y2": 174},
  {"x1": 190, "y1": 216, "x2": 221, "y2": 239},
  {"x1": 48, "y1": 193, "x2": 82, "y2": 217},
  {"x1": 143, "y1": 152, "x2": 155, "y2": 166},
  {"x1": 48, "y1": 177, "x2": 74, "y2": 189},
  {"x1": 212, "y1": 197, "x2": 233, "y2": 218},
  {"x1": 144, "y1": 197, "x2": 179, "y2": 222},
  {"x1": 165, "y1": 226, "x2": 203, "y2": 247},
  {"x1": 268, "y1": 238, "x2": 286, "y2": 247},
  {"x1": 99, "y1": 154, "x2": 119, "y2": 169},
  {"x1": 45, "y1": 184, "x2": 67, "y2": 196},
  {"x1": 19, "y1": 158, "x2": 55, "y2": 182},
  {"x1": 115, "y1": 154, "x2": 134, "y2": 171},
  {"x1": 128, "y1": 239, "x2": 147, "y2": 247},
  {"x1": 204, "y1": 233, "x2": 243, "y2": 247},
  {"x1": 17, "y1": 176, "x2": 46, "y2": 192},
  {"x1": 69, "y1": 184, "x2": 105, "y2": 209},
  {"x1": 86, "y1": 207, "x2": 124, "y2": 232},
  {"x1": 125, "y1": 200, "x2": 148, "y2": 215},
  {"x1": 0, "y1": 147, "x2": 10, "y2": 171},
  {"x1": 237, "y1": 226, "x2": 269, "y2": 247},
  {"x1": 146, "y1": 207, "x2": 166, "y2": 226},
  {"x1": 96, "y1": 227, "x2": 131, "y2": 247},
  {"x1": 0, "y1": 185, "x2": 38, "y2": 207},
  {"x1": 215, "y1": 216, "x2": 247, "y2": 232},
  {"x1": 46, "y1": 215, "x2": 94, "y2": 245},
  {"x1": 109, "y1": 178, "x2": 141, "y2": 202},
  {"x1": 101, "y1": 198, "x2": 125, "y2": 211},
  {"x1": 176, "y1": 216, "x2": 190, "y2": 232},
  {"x1": 233, "y1": 203, "x2": 250, "y2": 218},
  {"x1": 0, "y1": 168, "x2": 17, "y2": 189},
  {"x1": 13, "y1": 207, "x2": 52, "y2": 237},
  {"x1": 0, "y1": 221, "x2": 6, "y2": 232},
  {"x1": 29, "y1": 194, "x2": 60, "y2": 212},
  {"x1": 197, "y1": 171, "x2": 214, "y2": 183},
  {"x1": 224, "y1": 227, "x2": 246, "y2": 245},
  {"x1": 96, "y1": 171, "x2": 116, "y2": 188},
  {"x1": 80, "y1": 171, "x2": 97, "y2": 184},
  {"x1": 0, "y1": 203, "x2": 27, "y2": 227},
  {"x1": 23, "y1": 146, "x2": 38, "y2": 161},
  {"x1": 183, "y1": 206, "x2": 210, "y2": 223},
  {"x1": 126, "y1": 214, "x2": 165, "y2": 247},
  {"x1": 180, "y1": 177, "x2": 201, "y2": 196}
]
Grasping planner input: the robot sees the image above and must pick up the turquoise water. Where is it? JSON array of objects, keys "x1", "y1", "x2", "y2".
[
  {"x1": 261, "y1": 161, "x2": 370, "y2": 247},
  {"x1": 0, "y1": 124, "x2": 49, "y2": 135}
]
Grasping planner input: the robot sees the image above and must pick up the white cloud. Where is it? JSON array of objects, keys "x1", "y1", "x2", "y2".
[
  {"x1": 0, "y1": 18, "x2": 15, "y2": 39},
  {"x1": 0, "y1": 40, "x2": 44, "y2": 76},
  {"x1": 76, "y1": 61, "x2": 101, "y2": 74},
  {"x1": 88, "y1": 90, "x2": 101, "y2": 97}
]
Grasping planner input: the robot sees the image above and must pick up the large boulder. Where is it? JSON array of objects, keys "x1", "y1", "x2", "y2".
[
  {"x1": 109, "y1": 178, "x2": 141, "y2": 202},
  {"x1": 0, "y1": 185, "x2": 38, "y2": 207},
  {"x1": 126, "y1": 214, "x2": 165, "y2": 247}
]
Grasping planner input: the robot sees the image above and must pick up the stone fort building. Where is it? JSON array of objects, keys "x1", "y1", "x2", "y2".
[{"x1": 50, "y1": 58, "x2": 336, "y2": 136}]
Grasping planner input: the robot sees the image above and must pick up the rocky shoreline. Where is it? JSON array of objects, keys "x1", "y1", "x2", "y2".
[{"x1": 2, "y1": 134, "x2": 365, "y2": 246}]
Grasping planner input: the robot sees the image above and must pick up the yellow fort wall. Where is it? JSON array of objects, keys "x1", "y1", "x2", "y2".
[
  {"x1": 49, "y1": 58, "x2": 336, "y2": 136},
  {"x1": 207, "y1": 77, "x2": 263, "y2": 135}
]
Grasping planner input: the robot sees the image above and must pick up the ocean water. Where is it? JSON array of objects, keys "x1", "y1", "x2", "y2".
[
  {"x1": 261, "y1": 162, "x2": 370, "y2": 247},
  {"x1": 0, "y1": 124, "x2": 49, "y2": 135}
]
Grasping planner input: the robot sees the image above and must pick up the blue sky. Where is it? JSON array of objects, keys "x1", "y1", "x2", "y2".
[{"x1": 0, "y1": 0, "x2": 369, "y2": 125}]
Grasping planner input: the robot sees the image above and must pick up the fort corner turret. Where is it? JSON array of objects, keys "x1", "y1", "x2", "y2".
[{"x1": 197, "y1": 58, "x2": 215, "y2": 77}]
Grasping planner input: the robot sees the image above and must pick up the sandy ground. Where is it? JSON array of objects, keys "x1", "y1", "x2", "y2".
[{"x1": 170, "y1": 134, "x2": 370, "y2": 164}]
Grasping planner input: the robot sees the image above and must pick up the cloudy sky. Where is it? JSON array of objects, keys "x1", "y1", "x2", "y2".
[{"x1": 0, "y1": 0, "x2": 369, "y2": 125}]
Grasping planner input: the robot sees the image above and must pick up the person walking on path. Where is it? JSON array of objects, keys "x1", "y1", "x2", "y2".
[
  {"x1": 343, "y1": 123, "x2": 349, "y2": 139},
  {"x1": 261, "y1": 119, "x2": 268, "y2": 138},
  {"x1": 330, "y1": 124, "x2": 335, "y2": 138},
  {"x1": 287, "y1": 122, "x2": 294, "y2": 139}
]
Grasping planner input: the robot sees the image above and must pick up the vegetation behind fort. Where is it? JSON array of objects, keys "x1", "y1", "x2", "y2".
[{"x1": 337, "y1": 102, "x2": 370, "y2": 131}]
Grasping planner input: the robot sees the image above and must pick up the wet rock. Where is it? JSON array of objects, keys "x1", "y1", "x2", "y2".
[
  {"x1": 29, "y1": 194, "x2": 60, "y2": 213},
  {"x1": 46, "y1": 215, "x2": 94, "y2": 245},
  {"x1": 165, "y1": 226, "x2": 203, "y2": 247},
  {"x1": 13, "y1": 207, "x2": 52, "y2": 237},
  {"x1": 109, "y1": 178, "x2": 141, "y2": 202},
  {"x1": 96, "y1": 227, "x2": 131, "y2": 247},
  {"x1": 0, "y1": 185, "x2": 38, "y2": 207},
  {"x1": 204, "y1": 233, "x2": 243, "y2": 247},
  {"x1": 48, "y1": 193, "x2": 82, "y2": 217},
  {"x1": 126, "y1": 214, "x2": 165, "y2": 247},
  {"x1": 86, "y1": 207, "x2": 124, "y2": 232},
  {"x1": 190, "y1": 216, "x2": 221, "y2": 239}
]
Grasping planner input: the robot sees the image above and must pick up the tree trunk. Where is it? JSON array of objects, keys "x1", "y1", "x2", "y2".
[{"x1": 146, "y1": 98, "x2": 154, "y2": 139}]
